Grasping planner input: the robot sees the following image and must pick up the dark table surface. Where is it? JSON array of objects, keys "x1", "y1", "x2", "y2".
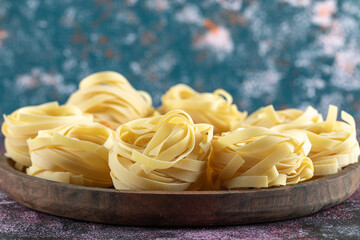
[{"x1": 0, "y1": 187, "x2": 359, "y2": 239}]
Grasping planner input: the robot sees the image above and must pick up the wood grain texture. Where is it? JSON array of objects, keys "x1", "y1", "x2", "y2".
[{"x1": 0, "y1": 154, "x2": 359, "y2": 227}]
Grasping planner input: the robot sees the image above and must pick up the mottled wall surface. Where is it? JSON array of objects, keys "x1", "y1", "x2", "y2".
[{"x1": 1, "y1": 0, "x2": 360, "y2": 119}]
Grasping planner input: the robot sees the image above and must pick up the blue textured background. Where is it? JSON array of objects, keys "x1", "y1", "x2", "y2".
[
  {"x1": 1, "y1": 0, "x2": 360, "y2": 119},
  {"x1": 1, "y1": 1, "x2": 360, "y2": 238}
]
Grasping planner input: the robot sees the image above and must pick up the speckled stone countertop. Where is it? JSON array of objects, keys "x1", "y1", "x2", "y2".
[{"x1": 0, "y1": 186, "x2": 359, "y2": 239}]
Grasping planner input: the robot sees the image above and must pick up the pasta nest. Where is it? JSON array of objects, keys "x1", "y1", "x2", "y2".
[
  {"x1": 27, "y1": 123, "x2": 113, "y2": 188},
  {"x1": 106, "y1": 110, "x2": 214, "y2": 191},
  {"x1": 247, "y1": 105, "x2": 360, "y2": 176},
  {"x1": 241, "y1": 105, "x2": 323, "y2": 129},
  {"x1": 293, "y1": 106, "x2": 359, "y2": 176},
  {"x1": 1, "y1": 102, "x2": 93, "y2": 169},
  {"x1": 67, "y1": 71, "x2": 154, "y2": 129},
  {"x1": 159, "y1": 84, "x2": 247, "y2": 134},
  {"x1": 208, "y1": 127, "x2": 314, "y2": 189}
]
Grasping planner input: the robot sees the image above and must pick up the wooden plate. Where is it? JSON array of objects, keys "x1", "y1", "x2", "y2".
[{"x1": 0, "y1": 154, "x2": 359, "y2": 227}]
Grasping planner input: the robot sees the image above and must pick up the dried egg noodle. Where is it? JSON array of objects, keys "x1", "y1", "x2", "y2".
[
  {"x1": 67, "y1": 71, "x2": 154, "y2": 129},
  {"x1": 241, "y1": 105, "x2": 323, "y2": 129},
  {"x1": 245, "y1": 105, "x2": 359, "y2": 176},
  {"x1": 299, "y1": 105, "x2": 359, "y2": 176},
  {"x1": 1, "y1": 102, "x2": 93, "y2": 169},
  {"x1": 106, "y1": 110, "x2": 213, "y2": 191},
  {"x1": 160, "y1": 84, "x2": 247, "y2": 134},
  {"x1": 27, "y1": 123, "x2": 113, "y2": 187},
  {"x1": 208, "y1": 127, "x2": 314, "y2": 189}
]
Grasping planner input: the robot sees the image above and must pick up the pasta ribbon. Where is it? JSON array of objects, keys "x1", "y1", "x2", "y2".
[
  {"x1": 67, "y1": 71, "x2": 154, "y2": 129},
  {"x1": 159, "y1": 84, "x2": 247, "y2": 134},
  {"x1": 240, "y1": 104, "x2": 359, "y2": 176},
  {"x1": 106, "y1": 110, "x2": 213, "y2": 191},
  {"x1": 300, "y1": 105, "x2": 360, "y2": 176},
  {"x1": 207, "y1": 127, "x2": 314, "y2": 189},
  {"x1": 241, "y1": 105, "x2": 323, "y2": 129},
  {"x1": 26, "y1": 123, "x2": 113, "y2": 187},
  {"x1": 1, "y1": 102, "x2": 93, "y2": 169}
]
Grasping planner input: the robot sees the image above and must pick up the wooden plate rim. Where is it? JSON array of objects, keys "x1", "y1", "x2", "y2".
[
  {"x1": 1, "y1": 153, "x2": 360, "y2": 226},
  {"x1": 1, "y1": 153, "x2": 359, "y2": 195}
]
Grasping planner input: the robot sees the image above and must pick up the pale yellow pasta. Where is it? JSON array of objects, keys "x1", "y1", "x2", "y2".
[
  {"x1": 299, "y1": 105, "x2": 359, "y2": 176},
  {"x1": 1, "y1": 102, "x2": 93, "y2": 169},
  {"x1": 26, "y1": 123, "x2": 113, "y2": 187},
  {"x1": 67, "y1": 71, "x2": 154, "y2": 129},
  {"x1": 207, "y1": 127, "x2": 314, "y2": 189},
  {"x1": 240, "y1": 105, "x2": 323, "y2": 129},
  {"x1": 159, "y1": 84, "x2": 247, "y2": 134},
  {"x1": 106, "y1": 110, "x2": 213, "y2": 191},
  {"x1": 240, "y1": 104, "x2": 359, "y2": 176}
]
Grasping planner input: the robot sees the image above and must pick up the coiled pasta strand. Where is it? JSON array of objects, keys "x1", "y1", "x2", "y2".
[
  {"x1": 160, "y1": 84, "x2": 247, "y2": 134},
  {"x1": 2, "y1": 102, "x2": 93, "y2": 169},
  {"x1": 106, "y1": 110, "x2": 213, "y2": 191},
  {"x1": 27, "y1": 123, "x2": 113, "y2": 187},
  {"x1": 67, "y1": 71, "x2": 154, "y2": 129},
  {"x1": 208, "y1": 127, "x2": 314, "y2": 189}
]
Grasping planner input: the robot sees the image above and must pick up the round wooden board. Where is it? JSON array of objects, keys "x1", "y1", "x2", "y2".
[{"x1": 0, "y1": 154, "x2": 359, "y2": 227}]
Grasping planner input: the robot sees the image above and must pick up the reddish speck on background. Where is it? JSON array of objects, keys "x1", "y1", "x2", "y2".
[
  {"x1": 203, "y1": 19, "x2": 219, "y2": 34},
  {"x1": 194, "y1": 19, "x2": 234, "y2": 60},
  {"x1": 105, "y1": 49, "x2": 113, "y2": 58},
  {"x1": 98, "y1": 35, "x2": 108, "y2": 44},
  {"x1": 222, "y1": 11, "x2": 248, "y2": 26},
  {"x1": 140, "y1": 30, "x2": 157, "y2": 46},
  {"x1": 312, "y1": 0, "x2": 337, "y2": 28},
  {"x1": 0, "y1": 30, "x2": 8, "y2": 46}
]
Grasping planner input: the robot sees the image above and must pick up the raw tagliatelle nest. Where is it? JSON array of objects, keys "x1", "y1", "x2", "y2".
[
  {"x1": 67, "y1": 71, "x2": 154, "y2": 130},
  {"x1": 105, "y1": 110, "x2": 213, "y2": 191},
  {"x1": 207, "y1": 127, "x2": 314, "y2": 190},
  {"x1": 159, "y1": 84, "x2": 247, "y2": 134},
  {"x1": 239, "y1": 105, "x2": 360, "y2": 177},
  {"x1": 295, "y1": 106, "x2": 359, "y2": 176},
  {"x1": 1, "y1": 102, "x2": 93, "y2": 169},
  {"x1": 26, "y1": 123, "x2": 114, "y2": 188}
]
